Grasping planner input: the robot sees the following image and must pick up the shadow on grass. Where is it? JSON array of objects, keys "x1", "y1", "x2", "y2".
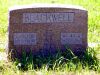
[{"x1": 8, "y1": 47, "x2": 100, "y2": 72}]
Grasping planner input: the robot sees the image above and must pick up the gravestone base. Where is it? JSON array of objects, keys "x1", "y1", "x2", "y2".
[{"x1": 8, "y1": 45, "x2": 86, "y2": 60}]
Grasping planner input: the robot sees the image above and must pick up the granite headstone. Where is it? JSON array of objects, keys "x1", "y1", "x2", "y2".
[{"x1": 8, "y1": 4, "x2": 88, "y2": 57}]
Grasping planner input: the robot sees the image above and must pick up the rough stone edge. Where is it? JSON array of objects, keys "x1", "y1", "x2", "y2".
[{"x1": 9, "y1": 4, "x2": 87, "y2": 11}]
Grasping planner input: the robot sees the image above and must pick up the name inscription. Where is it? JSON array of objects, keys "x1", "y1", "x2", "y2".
[
  {"x1": 23, "y1": 12, "x2": 74, "y2": 23},
  {"x1": 14, "y1": 33, "x2": 36, "y2": 45},
  {"x1": 61, "y1": 33, "x2": 82, "y2": 44}
]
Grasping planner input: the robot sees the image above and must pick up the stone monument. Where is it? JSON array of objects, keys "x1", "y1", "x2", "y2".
[{"x1": 8, "y1": 4, "x2": 88, "y2": 57}]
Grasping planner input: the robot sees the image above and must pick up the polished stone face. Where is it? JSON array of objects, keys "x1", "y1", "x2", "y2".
[{"x1": 8, "y1": 4, "x2": 88, "y2": 56}]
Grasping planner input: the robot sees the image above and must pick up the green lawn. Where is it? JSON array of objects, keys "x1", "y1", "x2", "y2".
[{"x1": 0, "y1": 0, "x2": 100, "y2": 75}]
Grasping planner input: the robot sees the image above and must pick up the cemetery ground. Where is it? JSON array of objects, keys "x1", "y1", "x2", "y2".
[{"x1": 0, "y1": 0, "x2": 100, "y2": 75}]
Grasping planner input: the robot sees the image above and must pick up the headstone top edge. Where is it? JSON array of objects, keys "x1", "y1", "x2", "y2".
[{"x1": 9, "y1": 4, "x2": 87, "y2": 11}]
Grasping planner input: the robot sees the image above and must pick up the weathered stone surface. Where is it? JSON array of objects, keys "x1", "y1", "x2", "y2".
[{"x1": 8, "y1": 4, "x2": 88, "y2": 56}]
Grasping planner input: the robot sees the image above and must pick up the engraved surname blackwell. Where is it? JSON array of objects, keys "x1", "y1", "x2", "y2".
[{"x1": 23, "y1": 12, "x2": 74, "y2": 23}]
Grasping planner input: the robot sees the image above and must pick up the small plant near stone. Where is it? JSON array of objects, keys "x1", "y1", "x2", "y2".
[{"x1": 11, "y1": 47, "x2": 100, "y2": 72}]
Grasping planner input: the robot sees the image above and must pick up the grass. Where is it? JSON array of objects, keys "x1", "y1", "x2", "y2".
[
  {"x1": 13, "y1": 47, "x2": 99, "y2": 71},
  {"x1": 0, "y1": 47, "x2": 100, "y2": 75},
  {"x1": 0, "y1": 0, "x2": 100, "y2": 74}
]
